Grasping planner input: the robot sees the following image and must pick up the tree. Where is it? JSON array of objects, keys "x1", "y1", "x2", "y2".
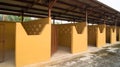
[
  {"x1": 7, "y1": 15, "x2": 31, "y2": 22},
  {"x1": 0, "y1": 14, "x2": 32, "y2": 22}
]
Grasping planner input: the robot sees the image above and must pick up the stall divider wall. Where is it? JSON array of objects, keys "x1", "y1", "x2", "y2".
[
  {"x1": 117, "y1": 27, "x2": 120, "y2": 41},
  {"x1": 106, "y1": 26, "x2": 116, "y2": 44},
  {"x1": 55, "y1": 22, "x2": 88, "y2": 54},
  {"x1": 72, "y1": 22, "x2": 88, "y2": 53},
  {"x1": 51, "y1": 24, "x2": 58, "y2": 55},
  {"x1": 0, "y1": 22, "x2": 15, "y2": 51},
  {"x1": 88, "y1": 24, "x2": 106, "y2": 48},
  {"x1": 119, "y1": 27, "x2": 120, "y2": 41},
  {"x1": 96, "y1": 24, "x2": 106, "y2": 48},
  {"x1": 56, "y1": 24, "x2": 72, "y2": 48},
  {"x1": 110, "y1": 26, "x2": 116, "y2": 44},
  {"x1": 16, "y1": 17, "x2": 51, "y2": 67},
  {"x1": 106, "y1": 26, "x2": 110, "y2": 43},
  {"x1": 88, "y1": 25, "x2": 96, "y2": 46},
  {"x1": 0, "y1": 22, "x2": 15, "y2": 62}
]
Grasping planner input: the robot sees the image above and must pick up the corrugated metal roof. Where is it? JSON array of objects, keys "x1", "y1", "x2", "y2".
[{"x1": 0, "y1": 0, "x2": 120, "y2": 25}]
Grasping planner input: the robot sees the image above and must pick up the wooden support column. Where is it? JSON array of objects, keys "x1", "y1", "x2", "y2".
[
  {"x1": 115, "y1": 19, "x2": 117, "y2": 28},
  {"x1": 53, "y1": 19, "x2": 55, "y2": 24},
  {"x1": 86, "y1": 9, "x2": 88, "y2": 24},
  {"x1": 21, "y1": 11, "x2": 24, "y2": 23},
  {"x1": 48, "y1": 0, "x2": 57, "y2": 17},
  {"x1": 0, "y1": 24, "x2": 5, "y2": 62},
  {"x1": 50, "y1": 0, "x2": 57, "y2": 55},
  {"x1": 53, "y1": 16, "x2": 55, "y2": 24},
  {"x1": 104, "y1": 16, "x2": 107, "y2": 24},
  {"x1": 48, "y1": 9, "x2": 51, "y2": 17}
]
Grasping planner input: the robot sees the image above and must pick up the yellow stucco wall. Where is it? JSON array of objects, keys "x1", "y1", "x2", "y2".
[
  {"x1": 88, "y1": 25, "x2": 96, "y2": 46},
  {"x1": 117, "y1": 27, "x2": 120, "y2": 41},
  {"x1": 88, "y1": 24, "x2": 106, "y2": 48},
  {"x1": 106, "y1": 26, "x2": 116, "y2": 44},
  {"x1": 106, "y1": 26, "x2": 110, "y2": 43},
  {"x1": 15, "y1": 18, "x2": 51, "y2": 67},
  {"x1": 56, "y1": 22, "x2": 88, "y2": 53},
  {"x1": 56, "y1": 24, "x2": 72, "y2": 48},
  {"x1": 119, "y1": 27, "x2": 120, "y2": 41},
  {"x1": 110, "y1": 26, "x2": 116, "y2": 44},
  {"x1": 72, "y1": 22, "x2": 88, "y2": 53},
  {"x1": 96, "y1": 24, "x2": 106, "y2": 48},
  {"x1": 0, "y1": 22, "x2": 15, "y2": 51}
]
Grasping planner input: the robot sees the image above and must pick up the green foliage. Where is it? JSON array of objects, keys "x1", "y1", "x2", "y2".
[
  {"x1": 7, "y1": 15, "x2": 21, "y2": 22},
  {"x1": 0, "y1": 14, "x2": 32, "y2": 22},
  {"x1": 7, "y1": 15, "x2": 31, "y2": 22}
]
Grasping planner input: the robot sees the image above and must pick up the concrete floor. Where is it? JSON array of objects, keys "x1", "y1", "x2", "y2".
[
  {"x1": 2, "y1": 43, "x2": 119, "y2": 67},
  {"x1": 0, "y1": 50, "x2": 15, "y2": 67},
  {"x1": 24, "y1": 46, "x2": 89, "y2": 67},
  {"x1": 25, "y1": 42, "x2": 120, "y2": 67},
  {"x1": 49, "y1": 42, "x2": 120, "y2": 67},
  {"x1": 24, "y1": 46, "x2": 74, "y2": 67},
  {"x1": 0, "y1": 46, "x2": 72, "y2": 67},
  {"x1": 51, "y1": 46, "x2": 71, "y2": 60}
]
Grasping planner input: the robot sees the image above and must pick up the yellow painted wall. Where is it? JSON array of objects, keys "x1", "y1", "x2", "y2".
[
  {"x1": 119, "y1": 27, "x2": 120, "y2": 41},
  {"x1": 56, "y1": 24, "x2": 72, "y2": 47},
  {"x1": 110, "y1": 26, "x2": 116, "y2": 44},
  {"x1": 88, "y1": 24, "x2": 106, "y2": 48},
  {"x1": 56, "y1": 22, "x2": 88, "y2": 53},
  {"x1": 88, "y1": 25, "x2": 96, "y2": 46},
  {"x1": 72, "y1": 22, "x2": 88, "y2": 53},
  {"x1": 96, "y1": 24, "x2": 106, "y2": 48},
  {"x1": 0, "y1": 22, "x2": 15, "y2": 51},
  {"x1": 106, "y1": 26, "x2": 116, "y2": 44},
  {"x1": 117, "y1": 27, "x2": 120, "y2": 41},
  {"x1": 15, "y1": 18, "x2": 51, "y2": 67},
  {"x1": 106, "y1": 26, "x2": 110, "y2": 43}
]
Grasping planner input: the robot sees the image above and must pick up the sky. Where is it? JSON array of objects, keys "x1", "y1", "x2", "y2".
[{"x1": 98, "y1": 0, "x2": 120, "y2": 12}]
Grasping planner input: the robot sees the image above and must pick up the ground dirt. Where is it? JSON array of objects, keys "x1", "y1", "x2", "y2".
[{"x1": 48, "y1": 43, "x2": 120, "y2": 67}]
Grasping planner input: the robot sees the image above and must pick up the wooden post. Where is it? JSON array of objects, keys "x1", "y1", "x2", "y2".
[
  {"x1": 104, "y1": 16, "x2": 106, "y2": 24},
  {"x1": 86, "y1": 9, "x2": 88, "y2": 23},
  {"x1": 21, "y1": 11, "x2": 24, "y2": 23},
  {"x1": 0, "y1": 24, "x2": 5, "y2": 62},
  {"x1": 48, "y1": 8, "x2": 51, "y2": 17},
  {"x1": 48, "y1": 0, "x2": 57, "y2": 17},
  {"x1": 53, "y1": 19, "x2": 55, "y2": 24},
  {"x1": 115, "y1": 19, "x2": 117, "y2": 28}
]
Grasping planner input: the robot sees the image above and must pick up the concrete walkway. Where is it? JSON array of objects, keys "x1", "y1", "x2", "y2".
[
  {"x1": 21, "y1": 42, "x2": 120, "y2": 67},
  {"x1": 1, "y1": 43, "x2": 120, "y2": 67},
  {"x1": 48, "y1": 42, "x2": 120, "y2": 67},
  {"x1": 0, "y1": 50, "x2": 15, "y2": 67}
]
